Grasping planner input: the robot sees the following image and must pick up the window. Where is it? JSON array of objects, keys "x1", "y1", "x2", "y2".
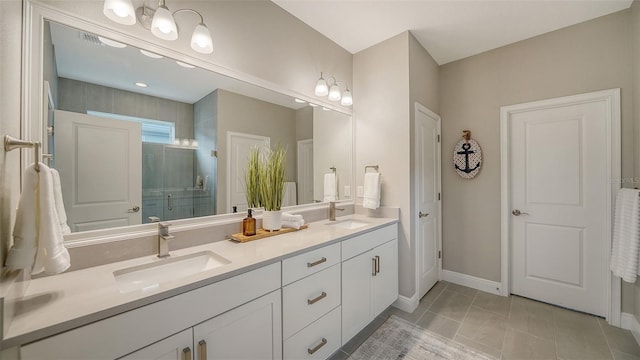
[{"x1": 87, "y1": 110, "x2": 175, "y2": 144}]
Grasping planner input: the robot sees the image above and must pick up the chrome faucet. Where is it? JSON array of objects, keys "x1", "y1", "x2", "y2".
[
  {"x1": 157, "y1": 222, "x2": 174, "y2": 258},
  {"x1": 329, "y1": 201, "x2": 345, "y2": 221}
]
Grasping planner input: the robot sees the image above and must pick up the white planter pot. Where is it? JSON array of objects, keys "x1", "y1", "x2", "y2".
[{"x1": 262, "y1": 210, "x2": 282, "y2": 231}]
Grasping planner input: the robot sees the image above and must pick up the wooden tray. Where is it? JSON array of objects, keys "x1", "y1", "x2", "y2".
[{"x1": 229, "y1": 224, "x2": 309, "y2": 243}]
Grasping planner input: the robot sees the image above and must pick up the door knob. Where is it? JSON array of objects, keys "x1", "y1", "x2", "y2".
[
  {"x1": 419, "y1": 211, "x2": 429, "y2": 218},
  {"x1": 512, "y1": 209, "x2": 529, "y2": 216},
  {"x1": 127, "y1": 205, "x2": 140, "y2": 213}
]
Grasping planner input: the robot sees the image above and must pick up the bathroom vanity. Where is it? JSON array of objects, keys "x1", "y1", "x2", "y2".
[{"x1": 3, "y1": 215, "x2": 398, "y2": 359}]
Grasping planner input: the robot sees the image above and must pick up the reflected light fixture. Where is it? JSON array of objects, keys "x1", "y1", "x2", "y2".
[
  {"x1": 98, "y1": 36, "x2": 127, "y2": 48},
  {"x1": 135, "y1": 82, "x2": 148, "y2": 88},
  {"x1": 314, "y1": 72, "x2": 352, "y2": 106},
  {"x1": 294, "y1": 98, "x2": 306, "y2": 104},
  {"x1": 140, "y1": 49, "x2": 163, "y2": 58},
  {"x1": 103, "y1": 0, "x2": 214, "y2": 54},
  {"x1": 176, "y1": 60, "x2": 196, "y2": 69}
]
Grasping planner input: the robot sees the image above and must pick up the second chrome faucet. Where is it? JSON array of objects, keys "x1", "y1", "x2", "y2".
[{"x1": 329, "y1": 201, "x2": 345, "y2": 221}]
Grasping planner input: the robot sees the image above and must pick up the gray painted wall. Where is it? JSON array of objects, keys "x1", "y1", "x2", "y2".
[{"x1": 439, "y1": 10, "x2": 633, "y2": 309}]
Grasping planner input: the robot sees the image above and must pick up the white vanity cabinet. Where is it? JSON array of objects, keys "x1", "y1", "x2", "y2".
[
  {"x1": 119, "y1": 329, "x2": 193, "y2": 360},
  {"x1": 341, "y1": 224, "x2": 398, "y2": 345},
  {"x1": 282, "y1": 243, "x2": 342, "y2": 359},
  {"x1": 20, "y1": 263, "x2": 281, "y2": 360}
]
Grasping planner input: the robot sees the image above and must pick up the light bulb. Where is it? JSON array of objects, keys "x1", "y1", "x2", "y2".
[
  {"x1": 151, "y1": 5, "x2": 178, "y2": 40},
  {"x1": 315, "y1": 74, "x2": 329, "y2": 97},
  {"x1": 191, "y1": 23, "x2": 213, "y2": 54},
  {"x1": 328, "y1": 83, "x2": 341, "y2": 101},
  {"x1": 103, "y1": 0, "x2": 135, "y2": 25},
  {"x1": 341, "y1": 89, "x2": 353, "y2": 106}
]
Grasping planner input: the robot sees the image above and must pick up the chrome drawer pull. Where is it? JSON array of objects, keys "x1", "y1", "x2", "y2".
[
  {"x1": 307, "y1": 338, "x2": 328, "y2": 355},
  {"x1": 307, "y1": 257, "x2": 327, "y2": 268},
  {"x1": 182, "y1": 347, "x2": 192, "y2": 360},
  {"x1": 307, "y1": 291, "x2": 327, "y2": 305},
  {"x1": 198, "y1": 340, "x2": 207, "y2": 360},
  {"x1": 372, "y1": 258, "x2": 377, "y2": 276},
  {"x1": 375, "y1": 255, "x2": 380, "y2": 274}
]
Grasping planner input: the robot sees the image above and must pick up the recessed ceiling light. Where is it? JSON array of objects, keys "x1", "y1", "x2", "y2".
[
  {"x1": 294, "y1": 98, "x2": 306, "y2": 104},
  {"x1": 140, "y1": 49, "x2": 163, "y2": 59},
  {"x1": 98, "y1": 36, "x2": 126, "y2": 48},
  {"x1": 308, "y1": 103, "x2": 318, "y2": 107},
  {"x1": 135, "y1": 82, "x2": 148, "y2": 88},
  {"x1": 176, "y1": 61, "x2": 195, "y2": 69}
]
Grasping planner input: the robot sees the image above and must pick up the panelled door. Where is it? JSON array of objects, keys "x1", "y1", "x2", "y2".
[
  {"x1": 506, "y1": 91, "x2": 618, "y2": 317},
  {"x1": 415, "y1": 103, "x2": 441, "y2": 299}
]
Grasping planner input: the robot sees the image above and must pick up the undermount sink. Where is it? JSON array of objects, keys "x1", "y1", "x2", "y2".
[
  {"x1": 113, "y1": 251, "x2": 231, "y2": 294},
  {"x1": 326, "y1": 220, "x2": 370, "y2": 230}
]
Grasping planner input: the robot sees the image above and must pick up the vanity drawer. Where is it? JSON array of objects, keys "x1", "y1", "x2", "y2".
[
  {"x1": 283, "y1": 306, "x2": 341, "y2": 360},
  {"x1": 282, "y1": 263, "x2": 341, "y2": 339},
  {"x1": 282, "y1": 242, "x2": 340, "y2": 285},
  {"x1": 342, "y1": 223, "x2": 397, "y2": 261}
]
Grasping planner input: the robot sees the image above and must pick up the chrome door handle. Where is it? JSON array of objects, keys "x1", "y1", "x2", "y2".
[
  {"x1": 168, "y1": 194, "x2": 173, "y2": 211},
  {"x1": 512, "y1": 209, "x2": 529, "y2": 216},
  {"x1": 307, "y1": 257, "x2": 327, "y2": 268},
  {"x1": 307, "y1": 292, "x2": 327, "y2": 305},
  {"x1": 419, "y1": 211, "x2": 429, "y2": 218},
  {"x1": 127, "y1": 205, "x2": 140, "y2": 213},
  {"x1": 198, "y1": 340, "x2": 207, "y2": 360},
  {"x1": 307, "y1": 338, "x2": 327, "y2": 355},
  {"x1": 182, "y1": 347, "x2": 192, "y2": 360}
]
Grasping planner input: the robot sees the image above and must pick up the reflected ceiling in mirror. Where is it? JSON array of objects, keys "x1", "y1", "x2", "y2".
[{"x1": 43, "y1": 20, "x2": 352, "y2": 235}]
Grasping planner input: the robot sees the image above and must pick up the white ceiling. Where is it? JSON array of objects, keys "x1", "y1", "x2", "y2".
[{"x1": 272, "y1": 0, "x2": 633, "y2": 65}]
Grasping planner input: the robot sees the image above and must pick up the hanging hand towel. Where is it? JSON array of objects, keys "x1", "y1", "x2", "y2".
[
  {"x1": 6, "y1": 163, "x2": 71, "y2": 275},
  {"x1": 363, "y1": 172, "x2": 381, "y2": 210},
  {"x1": 323, "y1": 173, "x2": 337, "y2": 202},
  {"x1": 610, "y1": 188, "x2": 640, "y2": 282},
  {"x1": 51, "y1": 168, "x2": 71, "y2": 235}
]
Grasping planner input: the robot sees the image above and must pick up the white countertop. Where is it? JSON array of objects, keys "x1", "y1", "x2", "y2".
[{"x1": 2, "y1": 214, "x2": 398, "y2": 348}]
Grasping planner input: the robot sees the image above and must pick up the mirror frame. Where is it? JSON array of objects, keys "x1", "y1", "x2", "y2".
[{"x1": 22, "y1": 0, "x2": 355, "y2": 247}]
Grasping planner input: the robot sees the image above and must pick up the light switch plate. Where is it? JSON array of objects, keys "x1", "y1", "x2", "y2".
[
  {"x1": 344, "y1": 185, "x2": 350, "y2": 197},
  {"x1": 357, "y1": 186, "x2": 364, "y2": 197}
]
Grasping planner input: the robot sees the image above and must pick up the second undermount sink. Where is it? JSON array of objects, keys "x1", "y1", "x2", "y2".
[
  {"x1": 113, "y1": 251, "x2": 231, "y2": 294},
  {"x1": 326, "y1": 219, "x2": 370, "y2": 230}
]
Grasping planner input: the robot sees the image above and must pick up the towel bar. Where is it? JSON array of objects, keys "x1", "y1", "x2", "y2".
[
  {"x1": 329, "y1": 166, "x2": 336, "y2": 173},
  {"x1": 365, "y1": 165, "x2": 379, "y2": 172},
  {"x1": 4, "y1": 135, "x2": 41, "y2": 172}
]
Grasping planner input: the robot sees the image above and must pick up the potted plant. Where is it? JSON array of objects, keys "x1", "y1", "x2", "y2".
[
  {"x1": 244, "y1": 146, "x2": 262, "y2": 209},
  {"x1": 259, "y1": 144, "x2": 287, "y2": 231}
]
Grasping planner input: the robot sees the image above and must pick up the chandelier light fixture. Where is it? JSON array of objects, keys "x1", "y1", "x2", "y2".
[
  {"x1": 314, "y1": 72, "x2": 353, "y2": 106},
  {"x1": 102, "y1": 0, "x2": 213, "y2": 54}
]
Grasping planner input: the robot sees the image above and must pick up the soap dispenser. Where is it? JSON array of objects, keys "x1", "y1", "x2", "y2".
[{"x1": 243, "y1": 208, "x2": 256, "y2": 236}]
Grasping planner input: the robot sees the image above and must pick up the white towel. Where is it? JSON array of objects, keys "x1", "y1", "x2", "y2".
[
  {"x1": 362, "y1": 172, "x2": 381, "y2": 210},
  {"x1": 610, "y1": 188, "x2": 640, "y2": 282},
  {"x1": 51, "y1": 168, "x2": 71, "y2": 235},
  {"x1": 282, "y1": 212, "x2": 304, "y2": 222},
  {"x1": 282, "y1": 219, "x2": 305, "y2": 230},
  {"x1": 6, "y1": 163, "x2": 71, "y2": 275},
  {"x1": 323, "y1": 173, "x2": 337, "y2": 202},
  {"x1": 283, "y1": 182, "x2": 297, "y2": 207}
]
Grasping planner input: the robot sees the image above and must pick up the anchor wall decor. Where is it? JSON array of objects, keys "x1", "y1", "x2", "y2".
[{"x1": 453, "y1": 130, "x2": 482, "y2": 179}]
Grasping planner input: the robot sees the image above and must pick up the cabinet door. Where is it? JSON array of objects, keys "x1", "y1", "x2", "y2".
[
  {"x1": 372, "y1": 239, "x2": 399, "y2": 316},
  {"x1": 341, "y1": 250, "x2": 373, "y2": 345},
  {"x1": 193, "y1": 290, "x2": 282, "y2": 360},
  {"x1": 118, "y1": 329, "x2": 193, "y2": 360}
]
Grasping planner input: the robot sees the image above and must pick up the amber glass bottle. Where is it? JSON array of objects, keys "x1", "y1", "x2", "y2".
[{"x1": 242, "y1": 208, "x2": 256, "y2": 236}]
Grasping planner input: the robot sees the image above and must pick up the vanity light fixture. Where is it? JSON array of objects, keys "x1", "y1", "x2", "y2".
[
  {"x1": 103, "y1": 0, "x2": 136, "y2": 25},
  {"x1": 103, "y1": 0, "x2": 214, "y2": 54},
  {"x1": 314, "y1": 72, "x2": 352, "y2": 106}
]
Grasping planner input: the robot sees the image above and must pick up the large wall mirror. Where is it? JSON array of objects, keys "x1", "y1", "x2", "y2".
[{"x1": 30, "y1": 13, "x2": 352, "y2": 236}]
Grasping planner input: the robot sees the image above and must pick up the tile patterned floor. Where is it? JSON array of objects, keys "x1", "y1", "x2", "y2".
[{"x1": 330, "y1": 281, "x2": 640, "y2": 360}]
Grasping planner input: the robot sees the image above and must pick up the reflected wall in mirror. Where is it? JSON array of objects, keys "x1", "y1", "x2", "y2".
[{"x1": 41, "y1": 20, "x2": 352, "y2": 234}]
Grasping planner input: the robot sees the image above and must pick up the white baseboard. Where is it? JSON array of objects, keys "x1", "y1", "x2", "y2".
[
  {"x1": 393, "y1": 293, "x2": 419, "y2": 313},
  {"x1": 441, "y1": 270, "x2": 502, "y2": 296},
  {"x1": 621, "y1": 312, "x2": 640, "y2": 346}
]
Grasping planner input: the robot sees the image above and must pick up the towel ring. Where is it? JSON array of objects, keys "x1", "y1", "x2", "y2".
[{"x1": 4, "y1": 135, "x2": 41, "y2": 172}]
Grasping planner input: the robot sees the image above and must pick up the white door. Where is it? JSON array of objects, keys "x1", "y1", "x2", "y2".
[
  {"x1": 54, "y1": 110, "x2": 142, "y2": 232},
  {"x1": 415, "y1": 103, "x2": 441, "y2": 299},
  {"x1": 507, "y1": 93, "x2": 616, "y2": 317},
  {"x1": 227, "y1": 132, "x2": 270, "y2": 213},
  {"x1": 297, "y1": 139, "x2": 314, "y2": 204}
]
